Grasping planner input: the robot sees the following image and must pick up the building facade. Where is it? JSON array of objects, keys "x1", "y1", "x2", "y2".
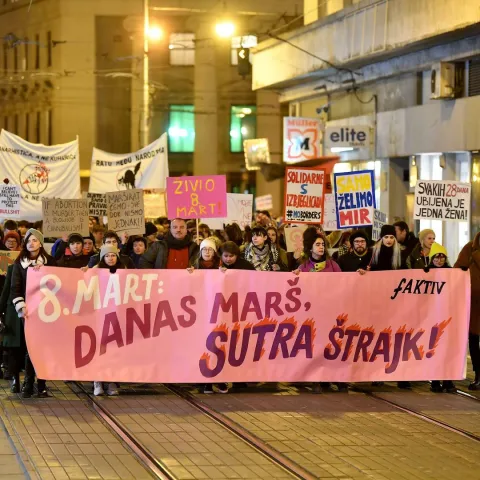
[
  {"x1": 0, "y1": 0, "x2": 302, "y2": 193},
  {"x1": 252, "y1": 0, "x2": 480, "y2": 259}
]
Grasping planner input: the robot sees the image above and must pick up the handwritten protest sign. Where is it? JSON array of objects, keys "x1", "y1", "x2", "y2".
[
  {"x1": 321, "y1": 193, "x2": 338, "y2": 230},
  {"x1": 166, "y1": 175, "x2": 227, "y2": 219},
  {"x1": 284, "y1": 167, "x2": 325, "y2": 224},
  {"x1": 86, "y1": 193, "x2": 107, "y2": 217},
  {"x1": 106, "y1": 189, "x2": 145, "y2": 235},
  {"x1": 285, "y1": 225, "x2": 307, "y2": 256},
  {"x1": 0, "y1": 184, "x2": 21, "y2": 218},
  {"x1": 0, "y1": 250, "x2": 19, "y2": 276},
  {"x1": 414, "y1": 180, "x2": 471, "y2": 222},
  {"x1": 42, "y1": 199, "x2": 89, "y2": 237},
  {"x1": 26, "y1": 268, "x2": 469, "y2": 383},
  {"x1": 144, "y1": 189, "x2": 166, "y2": 219},
  {"x1": 202, "y1": 194, "x2": 253, "y2": 230},
  {"x1": 255, "y1": 194, "x2": 273, "y2": 211},
  {"x1": 372, "y1": 210, "x2": 387, "y2": 241},
  {"x1": 334, "y1": 170, "x2": 376, "y2": 229}
]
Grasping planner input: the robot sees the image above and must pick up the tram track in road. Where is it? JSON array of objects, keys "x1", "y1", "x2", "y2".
[
  {"x1": 350, "y1": 383, "x2": 480, "y2": 442},
  {"x1": 70, "y1": 382, "x2": 176, "y2": 480},
  {"x1": 70, "y1": 382, "x2": 313, "y2": 480}
]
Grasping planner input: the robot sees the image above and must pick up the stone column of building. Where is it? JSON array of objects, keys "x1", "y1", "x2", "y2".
[
  {"x1": 255, "y1": 90, "x2": 284, "y2": 217},
  {"x1": 193, "y1": 17, "x2": 219, "y2": 176}
]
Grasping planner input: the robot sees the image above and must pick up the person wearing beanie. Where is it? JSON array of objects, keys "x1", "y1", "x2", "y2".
[
  {"x1": 407, "y1": 228, "x2": 436, "y2": 269},
  {"x1": 92, "y1": 244, "x2": 131, "y2": 397},
  {"x1": 364, "y1": 225, "x2": 409, "y2": 389},
  {"x1": 4, "y1": 231, "x2": 21, "y2": 251},
  {"x1": 140, "y1": 218, "x2": 199, "y2": 270},
  {"x1": 455, "y1": 232, "x2": 480, "y2": 391},
  {"x1": 243, "y1": 226, "x2": 287, "y2": 272},
  {"x1": 188, "y1": 237, "x2": 221, "y2": 271},
  {"x1": 219, "y1": 241, "x2": 255, "y2": 271},
  {"x1": 144, "y1": 222, "x2": 159, "y2": 247},
  {"x1": 87, "y1": 231, "x2": 135, "y2": 269},
  {"x1": 337, "y1": 230, "x2": 372, "y2": 272},
  {"x1": 187, "y1": 237, "x2": 227, "y2": 395},
  {"x1": 57, "y1": 233, "x2": 90, "y2": 269},
  {"x1": 9, "y1": 228, "x2": 56, "y2": 398}
]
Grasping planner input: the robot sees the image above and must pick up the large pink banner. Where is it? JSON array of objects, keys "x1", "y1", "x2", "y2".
[{"x1": 25, "y1": 268, "x2": 470, "y2": 382}]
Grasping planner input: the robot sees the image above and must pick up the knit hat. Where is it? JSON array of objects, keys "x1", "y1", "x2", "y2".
[
  {"x1": 24, "y1": 228, "x2": 44, "y2": 246},
  {"x1": 4, "y1": 231, "x2": 20, "y2": 245},
  {"x1": 349, "y1": 230, "x2": 369, "y2": 244},
  {"x1": 200, "y1": 238, "x2": 217, "y2": 252},
  {"x1": 145, "y1": 222, "x2": 158, "y2": 237},
  {"x1": 419, "y1": 229, "x2": 435, "y2": 245},
  {"x1": 68, "y1": 233, "x2": 84, "y2": 245},
  {"x1": 380, "y1": 225, "x2": 396, "y2": 238},
  {"x1": 100, "y1": 244, "x2": 119, "y2": 261},
  {"x1": 429, "y1": 242, "x2": 447, "y2": 259}
]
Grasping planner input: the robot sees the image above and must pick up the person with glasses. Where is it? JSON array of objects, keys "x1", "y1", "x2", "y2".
[{"x1": 337, "y1": 231, "x2": 372, "y2": 272}]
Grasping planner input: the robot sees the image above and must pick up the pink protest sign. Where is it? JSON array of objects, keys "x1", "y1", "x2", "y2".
[
  {"x1": 166, "y1": 175, "x2": 227, "y2": 219},
  {"x1": 26, "y1": 268, "x2": 470, "y2": 383}
]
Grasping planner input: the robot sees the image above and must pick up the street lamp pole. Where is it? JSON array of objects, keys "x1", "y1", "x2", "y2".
[{"x1": 142, "y1": 0, "x2": 150, "y2": 148}]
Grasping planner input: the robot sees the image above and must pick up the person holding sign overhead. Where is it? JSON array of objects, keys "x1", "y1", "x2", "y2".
[{"x1": 10, "y1": 229, "x2": 57, "y2": 398}]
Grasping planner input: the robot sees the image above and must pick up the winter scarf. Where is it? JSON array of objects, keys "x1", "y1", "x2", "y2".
[
  {"x1": 166, "y1": 232, "x2": 192, "y2": 250},
  {"x1": 375, "y1": 245, "x2": 394, "y2": 271},
  {"x1": 244, "y1": 243, "x2": 279, "y2": 271},
  {"x1": 20, "y1": 254, "x2": 47, "y2": 269}
]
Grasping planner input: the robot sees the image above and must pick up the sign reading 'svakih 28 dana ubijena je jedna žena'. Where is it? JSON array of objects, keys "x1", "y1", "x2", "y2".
[{"x1": 414, "y1": 180, "x2": 471, "y2": 222}]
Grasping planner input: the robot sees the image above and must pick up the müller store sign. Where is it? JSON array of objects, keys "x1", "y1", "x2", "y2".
[{"x1": 325, "y1": 126, "x2": 372, "y2": 149}]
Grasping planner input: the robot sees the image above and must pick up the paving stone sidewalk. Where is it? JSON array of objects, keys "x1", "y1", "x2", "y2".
[{"x1": 0, "y1": 413, "x2": 28, "y2": 479}]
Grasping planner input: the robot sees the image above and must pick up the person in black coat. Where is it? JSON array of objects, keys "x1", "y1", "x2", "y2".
[
  {"x1": 219, "y1": 241, "x2": 255, "y2": 271},
  {"x1": 57, "y1": 233, "x2": 90, "y2": 269},
  {"x1": 10, "y1": 229, "x2": 57, "y2": 398},
  {"x1": 337, "y1": 230, "x2": 373, "y2": 272}
]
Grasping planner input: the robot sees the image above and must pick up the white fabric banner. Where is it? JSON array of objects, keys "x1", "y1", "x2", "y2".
[
  {"x1": 0, "y1": 130, "x2": 80, "y2": 221},
  {"x1": 89, "y1": 134, "x2": 168, "y2": 194}
]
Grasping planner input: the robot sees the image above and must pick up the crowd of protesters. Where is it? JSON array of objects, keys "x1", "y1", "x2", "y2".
[{"x1": 0, "y1": 212, "x2": 478, "y2": 398}]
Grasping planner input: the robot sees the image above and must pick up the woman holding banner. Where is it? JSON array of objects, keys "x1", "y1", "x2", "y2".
[
  {"x1": 92, "y1": 245, "x2": 131, "y2": 396},
  {"x1": 267, "y1": 227, "x2": 288, "y2": 268},
  {"x1": 293, "y1": 228, "x2": 344, "y2": 394},
  {"x1": 10, "y1": 229, "x2": 57, "y2": 398},
  {"x1": 188, "y1": 238, "x2": 228, "y2": 394}
]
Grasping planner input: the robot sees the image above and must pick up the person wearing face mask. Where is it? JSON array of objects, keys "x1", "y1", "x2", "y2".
[
  {"x1": 407, "y1": 229, "x2": 436, "y2": 269},
  {"x1": 140, "y1": 218, "x2": 199, "y2": 270},
  {"x1": 425, "y1": 243, "x2": 456, "y2": 393},
  {"x1": 57, "y1": 233, "x2": 90, "y2": 268},
  {"x1": 92, "y1": 245, "x2": 131, "y2": 396},
  {"x1": 243, "y1": 226, "x2": 287, "y2": 272},
  {"x1": 219, "y1": 242, "x2": 255, "y2": 271},
  {"x1": 187, "y1": 239, "x2": 228, "y2": 395},
  {"x1": 337, "y1": 230, "x2": 372, "y2": 272},
  {"x1": 10, "y1": 229, "x2": 56, "y2": 398}
]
